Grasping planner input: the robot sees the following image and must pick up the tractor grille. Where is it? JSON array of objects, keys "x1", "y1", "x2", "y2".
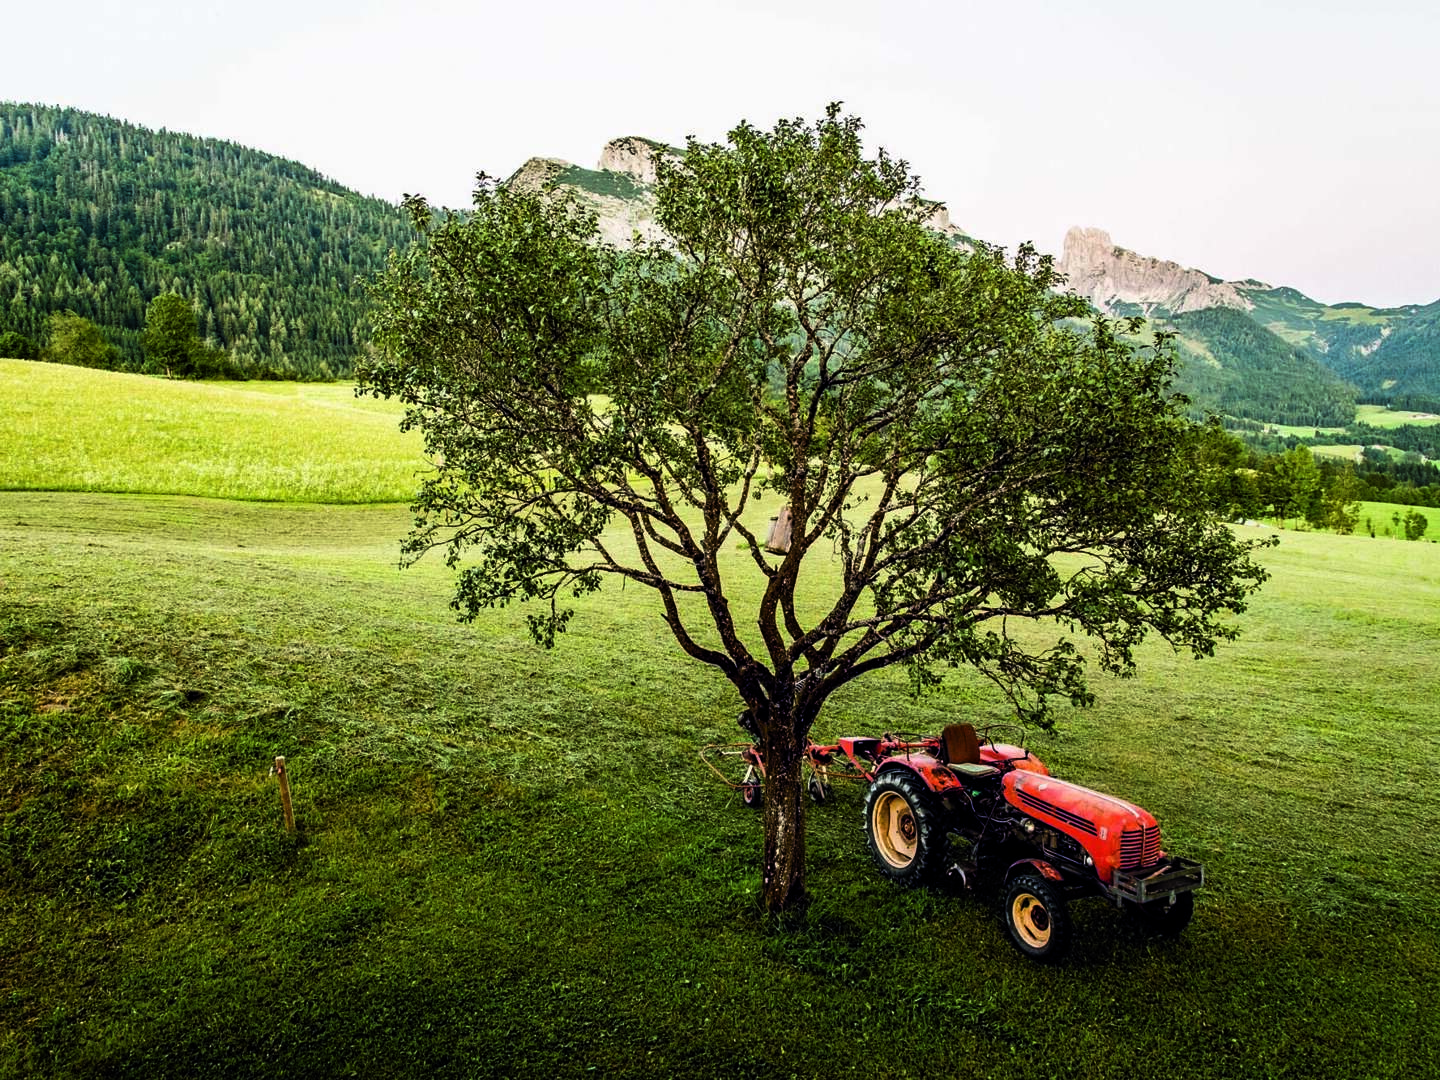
[
  {"x1": 1119, "y1": 826, "x2": 1161, "y2": 869},
  {"x1": 1014, "y1": 789, "x2": 1098, "y2": 836}
]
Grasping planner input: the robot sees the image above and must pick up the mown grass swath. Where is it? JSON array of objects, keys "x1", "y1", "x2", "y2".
[{"x1": 1, "y1": 365, "x2": 1437, "y2": 1076}]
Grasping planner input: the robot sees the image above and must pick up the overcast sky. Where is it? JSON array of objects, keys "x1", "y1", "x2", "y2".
[{"x1": 6, "y1": 0, "x2": 1437, "y2": 307}]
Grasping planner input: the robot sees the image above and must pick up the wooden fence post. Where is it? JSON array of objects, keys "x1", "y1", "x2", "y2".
[{"x1": 274, "y1": 755, "x2": 295, "y2": 832}]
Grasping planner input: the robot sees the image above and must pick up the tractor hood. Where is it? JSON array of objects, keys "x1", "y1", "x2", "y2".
[{"x1": 1003, "y1": 771, "x2": 1160, "y2": 883}]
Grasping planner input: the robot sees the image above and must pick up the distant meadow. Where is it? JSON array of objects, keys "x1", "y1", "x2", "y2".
[{"x1": 1, "y1": 359, "x2": 425, "y2": 503}]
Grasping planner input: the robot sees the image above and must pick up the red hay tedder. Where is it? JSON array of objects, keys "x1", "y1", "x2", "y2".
[{"x1": 701, "y1": 721, "x2": 1204, "y2": 961}]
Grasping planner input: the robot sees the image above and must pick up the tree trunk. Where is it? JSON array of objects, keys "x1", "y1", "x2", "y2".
[{"x1": 760, "y1": 713, "x2": 807, "y2": 913}]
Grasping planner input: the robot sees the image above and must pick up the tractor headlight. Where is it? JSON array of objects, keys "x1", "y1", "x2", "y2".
[
  {"x1": 1022, "y1": 819, "x2": 1035, "y2": 834},
  {"x1": 1083, "y1": 853, "x2": 1094, "y2": 868}
]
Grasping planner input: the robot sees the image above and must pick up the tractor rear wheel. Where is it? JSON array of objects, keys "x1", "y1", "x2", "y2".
[
  {"x1": 1128, "y1": 891, "x2": 1194, "y2": 937},
  {"x1": 863, "y1": 770, "x2": 946, "y2": 886},
  {"x1": 1003, "y1": 874, "x2": 1072, "y2": 962}
]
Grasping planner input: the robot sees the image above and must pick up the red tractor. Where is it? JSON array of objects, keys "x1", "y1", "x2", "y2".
[{"x1": 702, "y1": 722, "x2": 1204, "y2": 961}]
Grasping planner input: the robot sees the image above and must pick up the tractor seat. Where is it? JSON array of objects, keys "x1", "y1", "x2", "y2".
[
  {"x1": 950, "y1": 761, "x2": 1000, "y2": 782},
  {"x1": 939, "y1": 722, "x2": 981, "y2": 766}
]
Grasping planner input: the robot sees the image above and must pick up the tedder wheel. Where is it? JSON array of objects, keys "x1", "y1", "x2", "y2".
[
  {"x1": 808, "y1": 776, "x2": 832, "y2": 804},
  {"x1": 1003, "y1": 874, "x2": 1072, "y2": 962},
  {"x1": 740, "y1": 765, "x2": 763, "y2": 809},
  {"x1": 862, "y1": 770, "x2": 946, "y2": 886},
  {"x1": 1128, "y1": 891, "x2": 1194, "y2": 937}
]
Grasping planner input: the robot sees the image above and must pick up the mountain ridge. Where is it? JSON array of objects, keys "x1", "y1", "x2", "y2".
[
  {"x1": 1056, "y1": 224, "x2": 1440, "y2": 408},
  {"x1": 3, "y1": 102, "x2": 1436, "y2": 412},
  {"x1": 519, "y1": 144, "x2": 1433, "y2": 420}
]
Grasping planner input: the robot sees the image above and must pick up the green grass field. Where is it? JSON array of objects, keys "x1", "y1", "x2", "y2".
[
  {"x1": 1308, "y1": 443, "x2": 1362, "y2": 462},
  {"x1": 1265, "y1": 404, "x2": 1440, "y2": 440},
  {"x1": 2, "y1": 369, "x2": 1438, "y2": 1078},
  {"x1": 1353, "y1": 500, "x2": 1434, "y2": 540},
  {"x1": 1356, "y1": 403, "x2": 1440, "y2": 428},
  {"x1": 1, "y1": 359, "x2": 424, "y2": 502},
  {"x1": 1263, "y1": 421, "x2": 1347, "y2": 438}
]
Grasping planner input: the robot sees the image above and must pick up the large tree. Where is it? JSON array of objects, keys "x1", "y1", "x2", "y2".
[
  {"x1": 42, "y1": 310, "x2": 116, "y2": 369},
  {"x1": 0, "y1": 329, "x2": 37, "y2": 360},
  {"x1": 361, "y1": 108, "x2": 1271, "y2": 912},
  {"x1": 1265, "y1": 445, "x2": 1322, "y2": 527},
  {"x1": 143, "y1": 292, "x2": 203, "y2": 378}
]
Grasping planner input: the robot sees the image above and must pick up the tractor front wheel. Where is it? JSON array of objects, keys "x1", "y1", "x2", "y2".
[
  {"x1": 863, "y1": 770, "x2": 946, "y2": 886},
  {"x1": 1003, "y1": 874, "x2": 1072, "y2": 962}
]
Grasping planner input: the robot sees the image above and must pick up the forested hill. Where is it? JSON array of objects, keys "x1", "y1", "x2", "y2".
[
  {"x1": 0, "y1": 103, "x2": 413, "y2": 378},
  {"x1": 1169, "y1": 307, "x2": 1358, "y2": 426}
]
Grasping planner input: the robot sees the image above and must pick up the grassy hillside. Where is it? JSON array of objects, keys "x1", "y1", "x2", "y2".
[
  {"x1": 1168, "y1": 307, "x2": 1356, "y2": 426},
  {"x1": 1239, "y1": 287, "x2": 1438, "y2": 401},
  {"x1": 1, "y1": 359, "x2": 423, "y2": 502},
  {"x1": 2, "y1": 369, "x2": 1437, "y2": 1076},
  {"x1": 1, "y1": 495, "x2": 1436, "y2": 1078}
]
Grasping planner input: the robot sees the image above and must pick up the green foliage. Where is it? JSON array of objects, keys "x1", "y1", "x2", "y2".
[
  {"x1": 0, "y1": 102, "x2": 414, "y2": 379},
  {"x1": 1186, "y1": 421, "x2": 1262, "y2": 519},
  {"x1": 1310, "y1": 464, "x2": 1364, "y2": 534},
  {"x1": 142, "y1": 291, "x2": 205, "y2": 377},
  {"x1": 1403, "y1": 508, "x2": 1428, "y2": 540},
  {"x1": 363, "y1": 107, "x2": 1272, "y2": 909},
  {"x1": 1259, "y1": 446, "x2": 1321, "y2": 527},
  {"x1": 367, "y1": 107, "x2": 1269, "y2": 724},
  {"x1": 1168, "y1": 307, "x2": 1356, "y2": 425},
  {"x1": 0, "y1": 327, "x2": 35, "y2": 358},
  {"x1": 41, "y1": 309, "x2": 116, "y2": 368}
]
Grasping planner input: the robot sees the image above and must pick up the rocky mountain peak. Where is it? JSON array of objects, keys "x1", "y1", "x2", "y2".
[
  {"x1": 1059, "y1": 226, "x2": 1260, "y2": 315},
  {"x1": 506, "y1": 156, "x2": 571, "y2": 194},
  {"x1": 597, "y1": 137, "x2": 677, "y2": 185},
  {"x1": 914, "y1": 199, "x2": 966, "y2": 240}
]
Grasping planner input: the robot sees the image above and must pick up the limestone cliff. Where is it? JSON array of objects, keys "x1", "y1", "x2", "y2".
[
  {"x1": 506, "y1": 153, "x2": 664, "y2": 247},
  {"x1": 597, "y1": 137, "x2": 678, "y2": 185},
  {"x1": 916, "y1": 199, "x2": 968, "y2": 242},
  {"x1": 506, "y1": 156, "x2": 568, "y2": 193},
  {"x1": 1058, "y1": 227, "x2": 1259, "y2": 315}
]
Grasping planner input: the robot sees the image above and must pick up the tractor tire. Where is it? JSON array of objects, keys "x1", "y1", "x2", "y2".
[
  {"x1": 863, "y1": 770, "x2": 946, "y2": 887},
  {"x1": 1003, "y1": 874, "x2": 1072, "y2": 962},
  {"x1": 1128, "y1": 891, "x2": 1194, "y2": 937}
]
